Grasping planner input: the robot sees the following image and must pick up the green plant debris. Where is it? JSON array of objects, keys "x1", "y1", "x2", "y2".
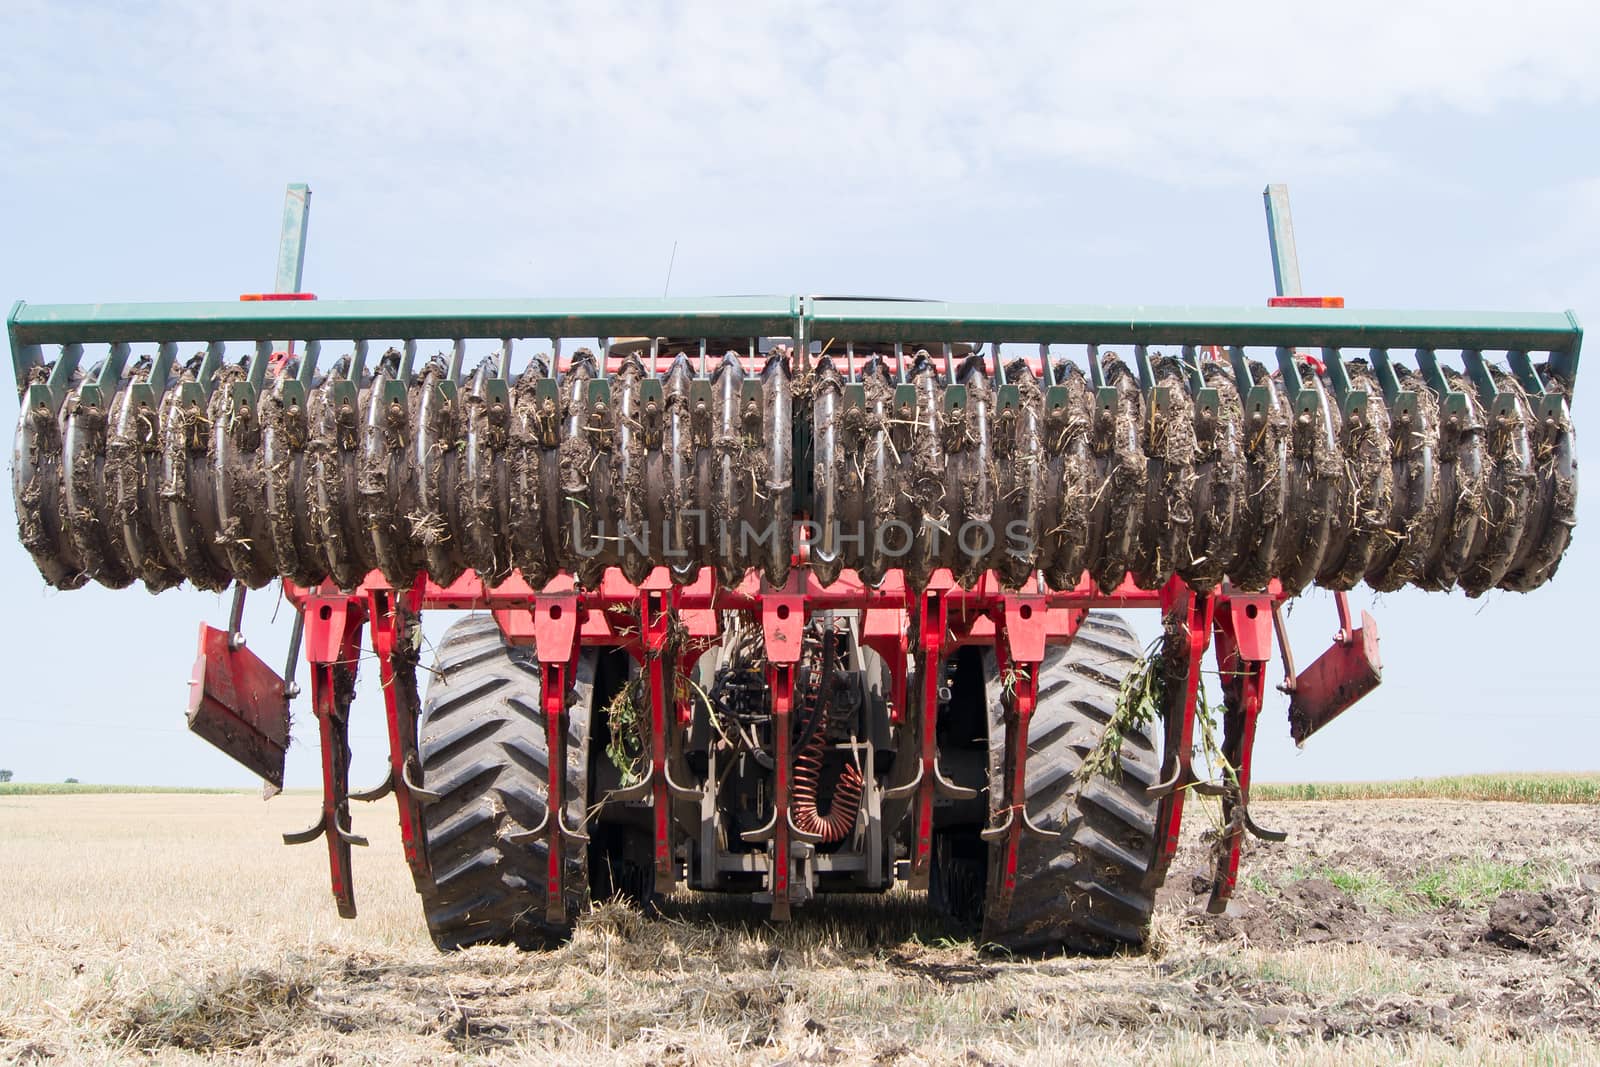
[
  {"x1": 1288, "y1": 859, "x2": 1567, "y2": 913},
  {"x1": 604, "y1": 676, "x2": 646, "y2": 785},
  {"x1": 1082, "y1": 624, "x2": 1238, "y2": 819},
  {"x1": 1081, "y1": 635, "x2": 1166, "y2": 785}
]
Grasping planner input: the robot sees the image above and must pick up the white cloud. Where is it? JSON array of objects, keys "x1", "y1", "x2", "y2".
[
  {"x1": 8, "y1": 0, "x2": 1599, "y2": 197},
  {"x1": 3, "y1": 1, "x2": 1598, "y2": 301}
]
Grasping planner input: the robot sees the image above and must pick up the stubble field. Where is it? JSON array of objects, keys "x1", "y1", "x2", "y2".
[{"x1": 1, "y1": 789, "x2": 1597, "y2": 1065}]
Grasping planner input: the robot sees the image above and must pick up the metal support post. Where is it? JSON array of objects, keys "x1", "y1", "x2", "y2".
[
  {"x1": 637, "y1": 575, "x2": 676, "y2": 889},
  {"x1": 907, "y1": 574, "x2": 951, "y2": 890},
  {"x1": 1207, "y1": 593, "x2": 1280, "y2": 912},
  {"x1": 532, "y1": 585, "x2": 581, "y2": 925},
  {"x1": 281, "y1": 588, "x2": 368, "y2": 918},
  {"x1": 760, "y1": 576, "x2": 806, "y2": 919},
  {"x1": 980, "y1": 590, "x2": 1055, "y2": 924},
  {"x1": 364, "y1": 586, "x2": 431, "y2": 889}
]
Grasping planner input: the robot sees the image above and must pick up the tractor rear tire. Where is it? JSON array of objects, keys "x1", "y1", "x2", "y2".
[
  {"x1": 415, "y1": 614, "x2": 595, "y2": 950},
  {"x1": 979, "y1": 611, "x2": 1160, "y2": 954}
]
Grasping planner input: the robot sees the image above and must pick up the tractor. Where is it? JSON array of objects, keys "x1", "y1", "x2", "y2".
[{"x1": 9, "y1": 184, "x2": 1578, "y2": 952}]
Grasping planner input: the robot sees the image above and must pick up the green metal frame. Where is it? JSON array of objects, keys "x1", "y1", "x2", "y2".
[
  {"x1": 8, "y1": 296, "x2": 802, "y2": 348},
  {"x1": 805, "y1": 300, "x2": 1580, "y2": 356},
  {"x1": 8, "y1": 295, "x2": 1581, "y2": 404}
]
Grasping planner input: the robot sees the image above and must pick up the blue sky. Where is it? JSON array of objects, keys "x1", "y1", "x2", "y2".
[{"x1": 1, "y1": 1, "x2": 1595, "y2": 788}]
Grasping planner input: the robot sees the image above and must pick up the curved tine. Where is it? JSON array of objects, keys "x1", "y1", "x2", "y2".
[
  {"x1": 1147, "y1": 761, "x2": 1187, "y2": 798},
  {"x1": 978, "y1": 807, "x2": 1016, "y2": 843},
  {"x1": 282, "y1": 813, "x2": 327, "y2": 846},
  {"x1": 1190, "y1": 780, "x2": 1230, "y2": 798},
  {"x1": 558, "y1": 808, "x2": 592, "y2": 844},
  {"x1": 401, "y1": 758, "x2": 443, "y2": 804},
  {"x1": 1243, "y1": 809, "x2": 1289, "y2": 843},
  {"x1": 786, "y1": 809, "x2": 826, "y2": 845},
  {"x1": 334, "y1": 812, "x2": 370, "y2": 848},
  {"x1": 604, "y1": 763, "x2": 654, "y2": 803},
  {"x1": 1018, "y1": 805, "x2": 1063, "y2": 840},
  {"x1": 881, "y1": 759, "x2": 924, "y2": 801},
  {"x1": 931, "y1": 759, "x2": 978, "y2": 801},
  {"x1": 349, "y1": 767, "x2": 394, "y2": 803},
  {"x1": 739, "y1": 807, "x2": 779, "y2": 844},
  {"x1": 505, "y1": 806, "x2": 552, "y2": 844},
  {"x1": 664, "y1": 760, "x2": 703, "y2": 801}
]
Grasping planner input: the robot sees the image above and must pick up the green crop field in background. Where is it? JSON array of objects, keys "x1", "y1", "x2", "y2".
[{"x1": 1253, "y1": 773, "x2": 1600, "y2": 804}]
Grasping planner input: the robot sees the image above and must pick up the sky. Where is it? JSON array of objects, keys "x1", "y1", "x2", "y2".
[{"x1": 0, "y1": 1, "x2": 1596, "y2": 789}]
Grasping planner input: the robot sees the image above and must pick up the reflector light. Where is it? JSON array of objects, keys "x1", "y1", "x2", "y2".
[
  {"x1": 239, "y1": 292, "x2": 318, "y2": 301},
  {"x1": 1268, "y1": 295, "x2": 1345, "y2": 308}
]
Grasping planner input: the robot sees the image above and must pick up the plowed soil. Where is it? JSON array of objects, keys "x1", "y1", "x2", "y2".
[{"x1": 1, "y1": 793, "x2": 1596, "y2": 1065}]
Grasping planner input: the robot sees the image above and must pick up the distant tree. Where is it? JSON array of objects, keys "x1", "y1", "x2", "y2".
[
  {"x1": 0, "y1": 769, "x2": 12, "y2": 782},
  {"x1": 64, "y1": 777, "x2": 79, "y2": 784}
]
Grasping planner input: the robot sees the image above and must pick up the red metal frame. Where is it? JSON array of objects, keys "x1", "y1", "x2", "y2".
[{"x1": 269, "y1": 560, "x2": 1360, "y2": 923}]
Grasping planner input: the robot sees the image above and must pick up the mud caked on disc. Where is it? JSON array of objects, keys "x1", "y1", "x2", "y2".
[{"x1": 13, "y1": 347, "x2": 1577, "y2": 597}]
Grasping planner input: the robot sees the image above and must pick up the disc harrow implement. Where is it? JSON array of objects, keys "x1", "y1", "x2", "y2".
[
  {"x1": 8, "y1": 182, "x2": 1588, "y2": 952},
  {"x1": 11, "y1": 298, "x2": 1579, "y2": 597}
]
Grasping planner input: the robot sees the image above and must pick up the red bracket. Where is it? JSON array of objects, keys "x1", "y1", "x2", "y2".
[
  {"x1": 366, "y1": 586, "x2": 430, "y2": 890},
  {"x1": 907, "y1": 574, "x2": 952, "y2": 890},
  {"x1": 981, "y1": 592, "x2": 1057, "y2": 922},
  {"x1": 285, "y1": 588, "x2": 368, "y2": 918},
  {"x1": 491, "y1": 605, "x2": 539, "y2": 646},
  {"x1": 762, "y1": 580, "x2": 805, "y2": 920},
  {"x1": 861, "y1": 606, "x2": 909, "y2": 725},
  {"x1": 760, "y1": 584, "x2": 806, "y2": 664},
  {"x1": 1001, "y1": 594, "x2": 1049, "y2": 665},
  {"x1": 674, "y1": 584, "x2": 720, "y2": 726},
  {"x1": 1206, "y1": 593, "x2": 1277, "y2": 912},
  {"x1": 638, "y1": 573, "x2": 677, "y2": 888},
  {"x1": 532, "y1": 586, "x2": 582, "y2": 925},
  {"x1": 767, "y1": 657, "x2": 796, "y2": 920}
]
